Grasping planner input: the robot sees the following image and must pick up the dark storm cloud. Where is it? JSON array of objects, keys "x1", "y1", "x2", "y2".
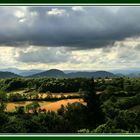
[{"x1": 1, "y1": 6, "x2": 140, "y2": 49}]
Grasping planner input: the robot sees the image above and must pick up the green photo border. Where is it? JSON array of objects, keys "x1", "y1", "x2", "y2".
[
  {"x1": 0, "y1": 1, "x2": 140, "y2": 139},
  {"x1": 0, "y1": 0, "x2": 140, "y2": 3}
]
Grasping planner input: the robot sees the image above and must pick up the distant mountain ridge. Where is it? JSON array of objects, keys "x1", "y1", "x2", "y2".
[
  {"x1": 19, "y1": 70, "x2": 44, "y2": 77},
  {"x1": 66, "y1": 70, "x2": 115, "y2": 78},
  {"x1": 1, "y1": 68, "x2": 140, "y2": 79},
  {"x1": 29, "y1": 69, "x2": 116, "y2": 78},
  {"x1": 0, "y1": 71, "x2": 21, "y2": 79},
  {"x1": 29, "y1": 69, "x2": 67, "y2": 78},
  {"x1": 0, "y1": 68, "x2": 44, "y2": 76}
]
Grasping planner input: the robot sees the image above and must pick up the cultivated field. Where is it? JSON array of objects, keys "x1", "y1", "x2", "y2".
[
  {"x1": 40, "y1": 98, "x2": 86, "y2": 112},
  {"x1": 7, "y1": 90, "x2": 80, "y2": 99},
  {"x1": 6, "y1": 99, "x2": 85, "y2": 112}
]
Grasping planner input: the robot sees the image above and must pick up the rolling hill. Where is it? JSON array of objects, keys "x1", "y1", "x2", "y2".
[
  {"x1": 0, "y1": 71, "x2": 21, "y2": 79},
  {"x1": 29, "y1": 69, "x2": 67, "y2": 78},
  {"x1": 30, "y1": 69, "x2": 116, "y2": 78},
  {"x1": 67, "y1": 70, "x2": 116, "y2": 78}
]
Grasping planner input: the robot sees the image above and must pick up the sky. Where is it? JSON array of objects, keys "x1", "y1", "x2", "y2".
[{"x1": 1, "y1": 6, "x2": 140, "y2": 71}]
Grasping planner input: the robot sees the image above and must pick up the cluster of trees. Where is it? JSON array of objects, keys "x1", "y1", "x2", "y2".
[
  {"x1": 0, "y1": 77, "x2": 140, "y2": 133},
  {"x1": 95, "y1": 77, "x2": 140, "y2": 93},
  {"x1": 4, "y1": 91, "x2": 81, "y2": 102},
  {"x1": 0, "y1": 78, "x2": 87, "y2": 93},
  {"x1": 0, "y1": 78, "x2": 104, "y2": 133},
  {"x1": 1, "y1": 77, "x2": 140, "y2": 95},
  {"x1": 0, "y1": 101, "x2": 94, "y2": 133},
  {"x1": 79, "y1": 77, "x2": 140, "y2": 133}
]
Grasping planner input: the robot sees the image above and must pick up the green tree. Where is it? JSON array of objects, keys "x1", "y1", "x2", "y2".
[
  {"x1": 81, "y1": 78, "x2": 105, "y2": 125},
  {"x1": 15, "y1": 106, "x2": 25, "y2": 114},
  {"x1": 26, "y1": 101, "x2": 40, "y2": 113},
  {"x1": 57, "y1": 104, "x2": 65, "y2": 115}
]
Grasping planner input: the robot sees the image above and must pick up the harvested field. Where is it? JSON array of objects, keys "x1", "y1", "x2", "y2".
[
  {"x1": 6, "y1": 101, "x2": 32, "y2": 112},
  {"x1": 6, "y1": 99, "x2": 85, "y2": 112},
  {"x1": 6, "y1": 101, "x2": 52, "y2": 112},
  {"x1": 40, "y1": 98, "x2": 86, "y2": 112},
  {"x1": 38, "y1": 92, "x2": 80, "y2": 98},
  {"x1": 7, "y1": 90, "x2": 80, "y2": 99}
]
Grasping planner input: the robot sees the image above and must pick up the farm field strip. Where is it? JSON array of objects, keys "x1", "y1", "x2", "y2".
[
  {"x1": 6, "y1": 101, "x2": 52, "y2": 112},
  {"x1": 40, "y1": 98, "x2": 86, "y2": 112},
  {"x1": 5, "y1": 89, "x2": 93, "y2": 112},
  {"x1": 5, "y1": 99, "x2": 85, "y2": 112},
  {"x1": 7, "y1": 90, "x2": 80, "y2": 99}
]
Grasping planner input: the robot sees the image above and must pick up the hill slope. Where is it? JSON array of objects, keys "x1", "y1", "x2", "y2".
[
  {"x1": 67, "y1": 71, "x2": 115, "y2": 78},
  {"x1": 30, "y1": 69, "x2": 116, "y2": 78},
  {"x1": 0, "y1": 71, "x2": 21, "y2": 79},
  {"x1": 29, "y1": 69, "x2": 66, "y2": 78}
]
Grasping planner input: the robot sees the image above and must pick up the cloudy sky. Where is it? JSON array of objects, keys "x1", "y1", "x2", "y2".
[{"x1": 1, "y1": 6, "x2": 140, "y2": 70}]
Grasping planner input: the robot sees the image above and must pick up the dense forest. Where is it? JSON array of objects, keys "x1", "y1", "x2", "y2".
[{"x1": 0, "y1": 77, "x2": 140, "y2": 133}]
